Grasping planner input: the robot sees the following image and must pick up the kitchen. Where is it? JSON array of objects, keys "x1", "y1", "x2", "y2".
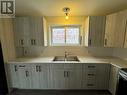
[{"x1": 0, "y1": 0, "x2": 127, "y2": 95}]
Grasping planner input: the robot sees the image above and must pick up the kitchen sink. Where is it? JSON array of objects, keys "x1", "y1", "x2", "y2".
[{"x1": 53, "y1": 56, "x2": 80, "y2": 62}]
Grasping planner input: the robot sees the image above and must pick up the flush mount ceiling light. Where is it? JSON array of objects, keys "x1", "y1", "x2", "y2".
[{"x1": 63, "y1": 7, "x2": 70, "y2": 20}]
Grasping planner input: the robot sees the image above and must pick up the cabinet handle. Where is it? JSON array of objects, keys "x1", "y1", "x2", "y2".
[
  {"x1": 89, "y1": 39, "x2": 91, "y2": 46},
  {"x1": 14, "y1": 65, "x2": 17, "y2": 72},
  {"x1": 64, "y1": 71, "x2": 65, "y2": 77},
  {"x1": 19, "y1": 65, "x2": 25, "y2": 67},
  {"x1": 87, "y1": 84, "x2": 94, "y2": 86},
  {"x1": 88, "y1": 66, "x2": 96, "y2": 68},
  {"x1": 104, "y1": 39, "x2": 107, "y2": 46},
  {"x1": 31, "y1": 39, "x2": 33, "y2": 45},
  {"x1": 25, "y1": 71, "x2": 29, "y2": 77},
  {"x1": 20, "y1": 39, "x2": 24, "y2": 45},
  {"x1": 67, "y1": 71, "x2": 69, "y2": 77},
  {"x1": 34, "y1": 39, "x2": 36, "y2": 45},
  {"x1": 39, "y1": 66, "x2": 41, "y2": 72},
  {"x1": 88, "y1": 74, "x2": 95, "y2": 76},
  {"x1": 36, "y1": 66, "x2": 39, "y2": 72}
]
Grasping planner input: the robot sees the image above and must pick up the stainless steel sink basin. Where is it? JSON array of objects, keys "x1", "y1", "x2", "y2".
[{"x1": 53, "y1": 56, "x2": 80, "y2": 62}]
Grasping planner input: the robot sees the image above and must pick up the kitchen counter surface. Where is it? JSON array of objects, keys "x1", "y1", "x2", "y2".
[{"x1": 7, "y1": 56, "x2": 127, "y2": 68}]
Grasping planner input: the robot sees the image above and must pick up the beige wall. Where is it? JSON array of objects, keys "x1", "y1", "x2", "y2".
[
  {"x1": 113, "y1": 48, "x2": 127, "y2": 60},
  {"x1": 0, "y1": 19, "x2": 16, "y2": 62}
]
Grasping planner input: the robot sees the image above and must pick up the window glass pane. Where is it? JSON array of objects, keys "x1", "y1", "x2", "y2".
[
  {"x1": 52, "y1": 28, "x2": 65, "y2": 44},
  {"x1": 66, "y1": 27, "x2": 79, "y2": 44}
]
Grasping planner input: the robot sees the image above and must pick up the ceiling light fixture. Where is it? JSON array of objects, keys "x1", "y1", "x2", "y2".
[{"x1": 63, "y1": 7, "x2": 70, "y2": 20}]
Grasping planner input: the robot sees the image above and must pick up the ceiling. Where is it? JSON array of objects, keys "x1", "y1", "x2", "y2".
[{"x1": 16, "y1": 0, "x2": 127, "y2": 16}]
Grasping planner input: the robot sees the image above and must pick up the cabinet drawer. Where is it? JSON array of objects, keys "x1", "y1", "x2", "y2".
[
  {"x1": 82, "y1": 81, "x2": 96, "y2": 89},
  {"x1": 83, "y1": 64, "x2": 97, "y2": 70}
]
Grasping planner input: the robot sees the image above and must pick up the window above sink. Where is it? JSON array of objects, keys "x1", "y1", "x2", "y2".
[{"x1": 50, "y1": 25, "x2": 82, "y2": 46}]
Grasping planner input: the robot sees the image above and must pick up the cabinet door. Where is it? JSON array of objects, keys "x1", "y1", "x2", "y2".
[
  {"x1": 104, "y1": 13, "x2": 117, "y2": 47},
  {"x1": 14, "y1": 17, "x2": 30, "y2": 47},
  {"x1": 114, "y1": 10, "x2": 127, "y2": 47},
  {"x1": 39, "y1": 64, "x2": 49, "y2": 89},
  {"x1": 31, "y1": 64, "x2": 40, "y2": 89},
  {"x1": 65, "y1": 69, "x2": 82, "y2": 89},
  {"x1": 31, "y1": 64, "x2": 49, "y2": 89},
  {"x1": 50, "y1": 69, "x2": 65, "y2": 89},
  {"x1": 85, "y1": 16, "x2": 106, "y2": 47},
  {"x1": 109, "y1": 65, "x2": 120, "y2": 95},
  {"x1": 64, "y1": 64, "x2": 82, "y2": 89},
  {"x1": 89, "y1": 16, "x2": 106, "y2": 47},
  {"x1": 29, "y1": 17, "x2": 46, "y2": 46},
  {"x1": 50, "y1": 64, "x2": 65, "y2": 89},
  {"x1": 18, "y1": 64, "x2": 32, "y2": 89},
  {"x1": 8, "y1": 64, "x2": 19, "y2": 88},
  {"x1": 96, "y1": 64, "x2": 110, "y2": 89}
]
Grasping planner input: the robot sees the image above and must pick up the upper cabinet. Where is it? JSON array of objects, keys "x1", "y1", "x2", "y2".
[
  {"x1": 84, "y1": 16, "x2": 106, "y2": 47},
  {"x1": 13, "y1": 17, "x2": 47, "y2": 47},
  {"x1": 104, "y1": 9, "x2": 127, "y2": 48}
]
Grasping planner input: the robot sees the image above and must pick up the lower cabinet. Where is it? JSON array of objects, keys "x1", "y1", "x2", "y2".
[
  {"x1": 50, "y1": 64, "x2": 82, "y2": 89},
  {"x1": 8, "y1": 63, "x2": 111, "y2": 90},
  {"x1": 17, "y1": 64, "x2": 32, "y2": 89},
  {"x1": 8, "y1": 64, "x2": 19, "y2": 88},
  {"x1": 82, "y1": 64, "x2": 110, "y2": 89},
  {"x1": 31, "y1": 64, "x2": 50, "y2": 89},
  {"x1": 109, "y1": 65, "x2": 120, "y2": 95}
]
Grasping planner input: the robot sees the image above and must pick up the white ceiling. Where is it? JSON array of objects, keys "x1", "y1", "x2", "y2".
[{"x1": 16, "y1": 0, "x2": 127, "y2": 16}]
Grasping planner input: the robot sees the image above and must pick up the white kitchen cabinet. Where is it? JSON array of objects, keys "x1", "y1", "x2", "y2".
[
  {"x1": 64, "y1": 64, "x2": 82, "y2": 89},
  {"x1": 17, "y1": 64, "x2": 32, "y2": 89},
  {"x1": 105, "y1": 9, "x2": 127, "y2": 48},
  {"x1": 50, "y1": 64, "x2": 65, "y2": 89},
  {"x1": 50, "y1": 64, "x2": 82, "y2": 89},
  {"x1": 31, "y1": 64, "x2": 50, "y2": 89},
  {"x1": 13, "y1": 17, "x2": 47, "y2": 47},
  {"x1": 82, "y1": 64, "x2": 110, "y2": 89},
  {"x1": 8, "y1": 63, "x2": 111, "y2": 90},
  {"x1": 29, "y1": 17, "x2": 47, "y2": 46},
  {"x1": 13, "y1": 17, "x2": 30, "y2": 47},
  {"x1": 84, "y1": 16, "x2": 106, "y2": 47},
  {"x1": 104, "y1": 13, "x2": 117, "y2": 47},
  {"x1": 109, "y1": 65, "x2": 120, "y2": 95},
  {"x1": 8, "y1": 64, "x2": 19, "y2": 88}
]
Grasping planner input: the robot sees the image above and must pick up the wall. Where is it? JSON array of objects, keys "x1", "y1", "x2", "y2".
[
  {"x1": 0, "y1": 18, "x2": 16, "y2": 62},
  {"x1": 39, "y1": 46, "x2": 113, "y2": 57},
  {"x1": 113, "y1": 48, "x2": 127, "y2": 60}
]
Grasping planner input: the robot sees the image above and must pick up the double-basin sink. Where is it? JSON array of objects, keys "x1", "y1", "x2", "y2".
[{"x1": 53, "y1": 56, "x2": 80, "y2": 62}]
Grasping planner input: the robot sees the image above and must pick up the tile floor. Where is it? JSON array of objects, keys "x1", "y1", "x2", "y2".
[{"x1": 9, "y1": 89, "x2": 111, "y2": 95}]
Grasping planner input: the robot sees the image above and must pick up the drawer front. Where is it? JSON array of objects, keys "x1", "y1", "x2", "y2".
[
  {"x1": 82, "y1": 80, "x2": 96, "y2": 89},
  {"x1": 83, "y1": 64, "x2": 97, "y2": 70}
]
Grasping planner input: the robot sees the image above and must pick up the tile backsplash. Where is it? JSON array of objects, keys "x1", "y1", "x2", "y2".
[{"x1": 16, "y1": 46, "x2": 114, "y2": 58}]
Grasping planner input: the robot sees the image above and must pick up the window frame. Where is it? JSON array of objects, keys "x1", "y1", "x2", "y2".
[{"x1": 51, "y1": 25, "x2": 81, "y2": 46}]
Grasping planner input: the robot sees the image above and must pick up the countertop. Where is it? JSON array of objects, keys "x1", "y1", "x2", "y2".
[{"x1": 7, "y1": 56, "x2": 127, "y2": 68}]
